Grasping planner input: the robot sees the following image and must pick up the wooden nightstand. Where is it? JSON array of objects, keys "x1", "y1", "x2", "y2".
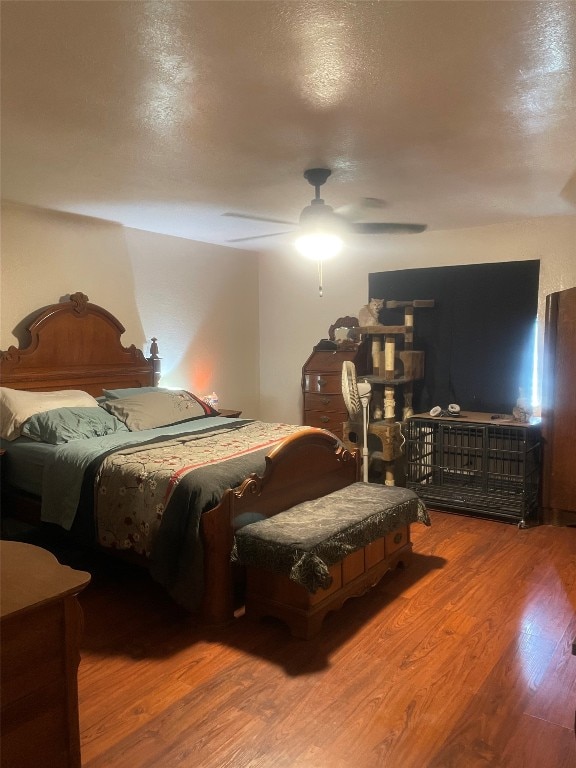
[{"x1": 217, "y1": 409, "x2": 242, "y2": 418}]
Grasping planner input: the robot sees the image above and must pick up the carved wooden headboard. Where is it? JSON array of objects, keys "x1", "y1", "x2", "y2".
[{"x1": 0, "y1": 292, "x2": 156, "y2": 395}]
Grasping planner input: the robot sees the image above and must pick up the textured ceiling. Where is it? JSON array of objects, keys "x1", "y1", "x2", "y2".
[{"x1": 2, "y1": 1, "x2": 575, "y2": 250}]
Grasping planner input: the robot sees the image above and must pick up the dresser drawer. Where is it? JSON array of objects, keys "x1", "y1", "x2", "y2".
[
  {"x1": 304, "y1": 410, "x2": 347, "y2": 433},
  {"x1": 303, "y1": 392, "x2": 344, "y2": 411},
  {"x1": 1, "y1": 602, "x2": 64, "y2": 704},
  {"x1": 303, "y1": 373, "x2": 342, "y2": 395}
]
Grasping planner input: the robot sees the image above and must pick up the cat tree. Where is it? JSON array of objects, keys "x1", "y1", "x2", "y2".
[{"x1": 343, "y1": 299, "x2": 434, "y2": 484}]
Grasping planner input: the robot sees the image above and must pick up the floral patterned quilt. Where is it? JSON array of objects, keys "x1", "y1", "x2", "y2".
[{"x1": 90, "y1": 420, "x2": 307, "y2": 610}]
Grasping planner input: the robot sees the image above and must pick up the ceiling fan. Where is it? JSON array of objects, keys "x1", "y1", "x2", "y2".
[{"x1": 223, "y1": 168, "x2": 427, "y2": 243}]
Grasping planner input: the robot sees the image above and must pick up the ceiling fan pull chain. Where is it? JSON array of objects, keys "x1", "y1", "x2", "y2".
[{"x1": 318, "y1": 260, "x2": 323, "y2": 298}]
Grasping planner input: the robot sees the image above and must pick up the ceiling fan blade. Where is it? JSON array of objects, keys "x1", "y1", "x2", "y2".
[
  {"x1": 334, "y1": 198, "x2": 388, "y2": 219},
  {"x1": 226, "y1": 231, "x2": 294, "y2": 243},
  {"x1": 350, "y1": 222, "x2": 427, "y2": 235},
  {"x1": 223, "y1": 212, "x2": 298, "y2": 226}
]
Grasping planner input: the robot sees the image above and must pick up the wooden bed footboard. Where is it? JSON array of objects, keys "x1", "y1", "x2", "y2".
[{"x1": 200, "y1": 429, "x2": 360, "y2": 626}]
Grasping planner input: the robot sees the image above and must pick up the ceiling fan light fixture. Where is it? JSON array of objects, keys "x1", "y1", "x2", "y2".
[
  {"x1": 299, "y1": 200, "x2": 336, "y2": 224},
  {"x1": 296, "y1": 191, "x2": 346, "y2": 261},
  {"x1": 294, "y1": 231, "x2": 344, "y2": 261}
]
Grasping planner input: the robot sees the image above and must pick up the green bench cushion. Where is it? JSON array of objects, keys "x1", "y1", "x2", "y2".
[{"x1": 232, "y1": 482, "x2": 430, "y2": 592}]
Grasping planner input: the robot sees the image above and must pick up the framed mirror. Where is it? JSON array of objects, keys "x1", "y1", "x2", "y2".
[{"x1": 328, "y1": 316, "x2": 360, "y2": 347}]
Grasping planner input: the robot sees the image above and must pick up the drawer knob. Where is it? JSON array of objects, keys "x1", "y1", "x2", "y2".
[
  {"x1": 317, "y1": 377, "x2": 327, "y2": 387},
  {"x1": 321, "y1": 397, "x2": 330, "y2": 405},
  {"x1": 393, "y1": 532, "x2": 403, "y2": 545},
  {"x1": 320, "y1": 415, "x2": 330, "y2": 423}
]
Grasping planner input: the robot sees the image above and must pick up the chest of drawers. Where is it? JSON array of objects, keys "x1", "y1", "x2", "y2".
[
  {"x1": 301, "y1": 344, "x2": 365, "y2": 436},
  {"x1": 1, "y1": 542, "x2": 91, "y2": 768}
]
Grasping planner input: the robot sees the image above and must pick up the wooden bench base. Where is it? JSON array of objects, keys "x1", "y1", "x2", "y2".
[{"x1": 244, "y1": 524, "x2": 412, "y2": 638}]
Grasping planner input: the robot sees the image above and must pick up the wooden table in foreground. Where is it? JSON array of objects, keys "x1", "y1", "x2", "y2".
[{"x1": 1, "y1": 541, "x2": 91, "y2": 768}]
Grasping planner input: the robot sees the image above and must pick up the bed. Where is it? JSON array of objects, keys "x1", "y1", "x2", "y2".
[{"x1": 0, "y1": 293, "x2": 360, "y2": 625}]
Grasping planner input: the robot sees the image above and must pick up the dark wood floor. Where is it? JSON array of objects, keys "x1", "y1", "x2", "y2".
[{"x1": 74, "y1": 511, "x2": 576, "y2": 768}]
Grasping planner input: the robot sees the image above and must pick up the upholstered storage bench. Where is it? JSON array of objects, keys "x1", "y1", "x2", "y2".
[{"x1": 232, "y1": 482, "x2": 430, "y2": 638}]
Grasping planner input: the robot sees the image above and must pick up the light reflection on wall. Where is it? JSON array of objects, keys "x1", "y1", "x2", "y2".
[
  {"x1": 128, "y1": 225, "x2": 260, "y2": 416},
  {"x1": 515, "y1": 317, "x2": 540, "y2": 414},
  {"x1": 145, "y1": 337, "x2": 215, "y2": 395},
  {"x1": 186, "y1": 359, "x2": 213, "y2": 395},
  {"x1": 531, "y1": 319, "x2": 540, "y2": 410}
]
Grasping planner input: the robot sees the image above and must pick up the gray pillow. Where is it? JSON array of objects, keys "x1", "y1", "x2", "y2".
[
  {"x1": 22, "y1": 407, "x2": 129, "y2": 444},
  {"x1": 102, "y1": 386, "x2": 173, "y2": 399},
  {"x1": 100, "y1": 390, "x2": 213, "y2": 431}
]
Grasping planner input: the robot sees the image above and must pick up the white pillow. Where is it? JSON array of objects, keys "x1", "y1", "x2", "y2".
[{"x1": 0, "y1": 387, "x2": 99, "y2": 441}]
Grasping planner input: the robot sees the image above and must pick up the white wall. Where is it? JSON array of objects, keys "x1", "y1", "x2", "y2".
[
  {"x1": 258, "y1": 216, "x2": 576, "y2": 424},
  {"x1": 1, "y1": 202, "x2": 261, "y2": 418},
  {"x1": 2, "y1": 203, "x2": 575, "y2": 426}
]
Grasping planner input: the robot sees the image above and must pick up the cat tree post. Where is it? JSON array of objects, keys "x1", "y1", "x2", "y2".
[
  {"x1": 371, "y1": 338, "x2": 382, "y2": 375},
  {"x1": 403, "y1": 306, "x2": 414, "y2": 419}
]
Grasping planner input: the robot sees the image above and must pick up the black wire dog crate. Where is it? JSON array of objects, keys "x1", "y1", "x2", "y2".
[{"x1": 406, "y1": 412, "x2": 541, "y2": 526}]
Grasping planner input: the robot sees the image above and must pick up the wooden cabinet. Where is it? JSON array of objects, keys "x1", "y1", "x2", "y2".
[
  {"x1": 542, "y1": 286, "x2": 576, "y2": 525},
  {"x1": 1, "y1": 542, "x2": 91, "y2": 768},
  {"x1": 301, "y1": 343, "x2": 366, "y2": 435}
]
